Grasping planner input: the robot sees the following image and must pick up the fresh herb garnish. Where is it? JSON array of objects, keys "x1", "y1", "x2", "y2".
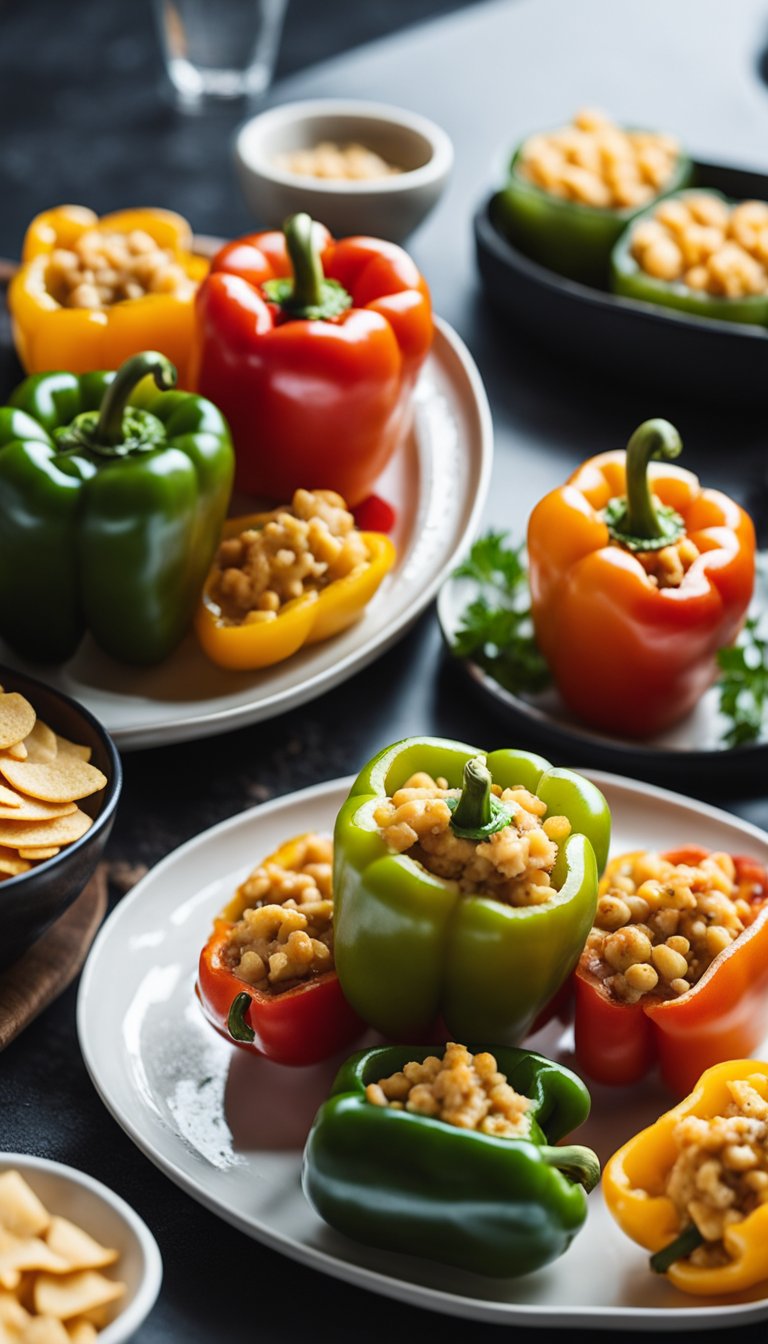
[
  {"x1": 717, "y1": 617, "x2": 768, "y2": 747},
  {"x1": 452, "y1": 532, "x2": 550, "y2": 695}
]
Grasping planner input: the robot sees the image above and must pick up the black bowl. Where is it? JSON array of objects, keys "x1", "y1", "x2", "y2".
[
  {"x1": 0, "y1": 666, "x2": 122, "y2": 970},
  {"x1": 474, "y1": 158, "x2": 768, "y2": 406}
]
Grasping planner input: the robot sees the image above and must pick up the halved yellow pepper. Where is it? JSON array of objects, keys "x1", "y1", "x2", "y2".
[
  {"x1": 603, "y1": 1059, "x2": 768, "y2": 1296},
  {"x1": 8, "y1": 205, "x2": 208, "y2": 384},
  {"x1": 194, "y1": 514, "x2": 396, "y2": 670}
]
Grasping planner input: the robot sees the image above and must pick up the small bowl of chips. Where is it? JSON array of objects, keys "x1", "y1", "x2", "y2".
[
  {"x1": 0, "y1": 1157, "x2": 162, "y2": 1343},
  {"x1": 0, "y1": 667, "x2": 121, "y2": 970}
]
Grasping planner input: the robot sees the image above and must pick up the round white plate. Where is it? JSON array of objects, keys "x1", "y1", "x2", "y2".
[
  {"x1": 78, "y1": 772, "x2": 768, "y2": 1329},
  {"x1": 0, "y1": 318, "x2": 491, "y2": 750}
]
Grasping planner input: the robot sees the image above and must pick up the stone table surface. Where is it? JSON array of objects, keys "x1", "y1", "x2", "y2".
[{"x1": 2, "y1": 0, "x2": 768, "y2": 1340}]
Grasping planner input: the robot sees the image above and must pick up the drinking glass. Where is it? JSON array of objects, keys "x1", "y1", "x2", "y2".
[{"x1": 154, "y1": 0, "x2": 288, "y2": 106}]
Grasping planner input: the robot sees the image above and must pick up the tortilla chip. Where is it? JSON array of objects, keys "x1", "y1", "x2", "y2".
[
  {"x1": 0, "y1": 1288, "x2": 29, "y2": 1327},
  {"x1": 0, "y1": 1173, "x2": 49, "y2": 1239},
  {"x1": 0, "y1": 851, "x2": 31, "y2": 878},
  {"x1": 44, "y1": 1221, "x2": 116, "y2": 1274},
  {"x1": 0, "y1": 1234, "x2": 69, "y2": 1283},
  {"x1": 23, "y1": 724, "x2": 58, "y2": 766},
  {"x1": 0, "y1": 786, "x2": 22, "y2": 809},
  {"x1": 0, "y1": 812, "x2": 92, "y2": 851},
  {"x1": 17, "y1": 849, "x2": 60, "y2": 862},
  {"x1": 0, "y1": 696, "x2": 35, "y2": 752},
  {"x1": 65, "y1": 1323, "x2": 97, "y2": 1344},
  {"x1": 3, "y1": 744, "x2": 28, "y2": 762},
  {"x1": 54, "y1": 739, "x2": 91, "y2": 765},
  {"x1": 0, "y1": 759, "x2": 106, "y2": 805},
  {"x1": 0, "y1": 798, "x2": 76, "y2": 823},
  {"x1": 34, "y1": 1271, "x2": 125, "y2": 1322},
  {"x1": 20, "y1": 1317, "x2": 70, "y2": 1344}
]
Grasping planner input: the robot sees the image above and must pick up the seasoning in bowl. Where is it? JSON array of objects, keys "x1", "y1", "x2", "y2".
[
  {"x1": 0, "y1": 1168, "x2": 125, "y2": 1338},
  {"x1": 0, "y1": 688, "x2": 107, "y2": 880},
  {"x1": 273, "y1": 141, "x2": 403, "y2": 181}
]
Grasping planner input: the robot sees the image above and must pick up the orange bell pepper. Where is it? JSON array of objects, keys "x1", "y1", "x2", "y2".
[
  {"x1": 194, "y1": 512, "x2": 396, "y2": 670},
  {"x1": 8, "y1": 205, "x2": 207, "y2": 385},
  {"x1": 604, "y1": 1059, "x2": 768, "y2": 1296},
  {"x1": 196, "y1": 833, "x2": 363, "y2": 1066},
  {"x1": 527, "y1": 419, "x2": 755, "y2": 737},
  {"x1": 574, "y1": 847, "x2": 768, "y2": 1094}
]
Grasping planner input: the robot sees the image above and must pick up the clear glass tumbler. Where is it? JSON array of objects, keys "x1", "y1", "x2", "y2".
[{"x1": 154, "y1": 0, "x2": 288, "y2": 106}]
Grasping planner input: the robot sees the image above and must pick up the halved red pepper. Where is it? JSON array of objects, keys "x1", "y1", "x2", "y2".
[
  {"x1": 195, "y1": 833, "x2": 363, "y2": 1066},
  {"x1": 574, "y1": 846, "x2": 768, "y2": 1094}
]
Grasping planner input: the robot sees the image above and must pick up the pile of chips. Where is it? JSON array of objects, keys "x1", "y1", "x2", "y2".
[
  {"x1": 0, "y1": 691, "x2": 107, "y2": 880},
  {"x1": 0, "y1": 1169, "x2": 126, "y2": 1341}
]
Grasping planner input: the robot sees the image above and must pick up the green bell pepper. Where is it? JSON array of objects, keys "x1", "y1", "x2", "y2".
[
  {"x1": 333, "y1": 737, "x2": 610, "y2": 1042},
  {"x1": 611, "y1": 189, "x2": 768, "y2": 324},
  {"x1": 493, "y1": 137, "x2": 693, "y2": 286},
  {"x1": 0, "y1": 350, "x2": 234, "y2": 665},
  {"x1": 302, "y1": 1042, "x2": 600, "y2": 1278}
]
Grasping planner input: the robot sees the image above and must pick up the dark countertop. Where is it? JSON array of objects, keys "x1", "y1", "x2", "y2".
[{"x1": 2, "y1": 0, "x2": 768, "y2": 1340}]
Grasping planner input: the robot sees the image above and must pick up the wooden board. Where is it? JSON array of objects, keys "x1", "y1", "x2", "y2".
[{"x1": 0, "y1": 864, "x2": 108, "y2": 1050}]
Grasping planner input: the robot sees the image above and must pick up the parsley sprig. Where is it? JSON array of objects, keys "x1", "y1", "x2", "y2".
[
  {"x1": 451, "y1": 532, "x2": 550, "y2": 696},
  {"x1": 717, "y1": 618, "x2": 768, "y2": 747}
]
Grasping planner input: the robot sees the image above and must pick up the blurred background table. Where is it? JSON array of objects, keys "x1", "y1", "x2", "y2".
[{"x1": 2, "y1": 1, "x2": 768, "y2": 1340}]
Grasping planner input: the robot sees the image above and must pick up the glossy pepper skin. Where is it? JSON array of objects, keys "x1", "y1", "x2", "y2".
[
  {"x1": 493, "y1": 138, "x2": 692, "y2": 285},
  {"x1": 333, "y1": 737, "x2": 610, "y2": 1043},
  {"x1": 527, "y1": 419, "x2": 755, "y2": 738},
  {"x1": 574, "y1": 847, "x2": 768, "y2": 1094},
  {"x1": 191, "y1": 212, "x2": 433, "y2": 505},
  {"x1": 8, "y1": 206, "x2": 207, "y2": 385},
  {"x1": 303, "y1": 1043, "x2": 600, "y2": 1277},
  {"x1": 196, "y1": 833, "x2": 363, "y2": 1067},
  {"x1": 604, "y1": 1060, "x2": 768, "y2": 1296},
  {"x1": 0, "y1": 351, "x2": 234, "y2": 665},
  {"x1": 194, "y1": 512, "x2": 396, "y2": 670},
  {"x1": 611, "y1": 190, "x2": 768, "y2": 325}
]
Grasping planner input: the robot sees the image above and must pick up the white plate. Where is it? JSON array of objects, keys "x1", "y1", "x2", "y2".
[
  {"x1": 78, "y1": 772, "x2": 768, "y2": 1329},
  {"x1": 0, "y1": 318, "x2": 491, "y2": 750}
]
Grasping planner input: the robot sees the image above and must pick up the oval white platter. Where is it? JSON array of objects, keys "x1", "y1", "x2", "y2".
[
  {"x1": 78, "y1": 771, "x2": 768, "y2": 1329},
  {"x1": 0, "y1": 317, "x2": 491, "y2": 750}
]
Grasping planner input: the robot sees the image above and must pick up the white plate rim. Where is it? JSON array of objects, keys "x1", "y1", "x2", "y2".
[{"x1": 77, "y1": 771, "x2": 768, "y2": 1330}]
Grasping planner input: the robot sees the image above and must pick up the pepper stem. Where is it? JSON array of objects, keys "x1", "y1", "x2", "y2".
[
  {"x1": 451, "y1": 757, "x2": 493, "y2": 831},
  {"x1": 227, "y1": 992, "x2": 255, "y2": 1043},
  {"x1": 650, "y1": 1223, "x2": 705, "y2": 1274},
  {"x1": 604, "y1": 419, "x2": 686, "y2": 553},
  {"x1": 284, "y1": 212, "x2": 326, "y2": 311},
  {"x1": 539, "y1": 1144, "x2": 601, "y2": 1193},
  {"x1": 96, "y1": 351, "x2": 177, "y2": 446}
]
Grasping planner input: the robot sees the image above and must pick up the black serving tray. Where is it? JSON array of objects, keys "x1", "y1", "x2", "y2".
[{"x1": 475, "y1": 159, "x2": 768, "y2": 406}]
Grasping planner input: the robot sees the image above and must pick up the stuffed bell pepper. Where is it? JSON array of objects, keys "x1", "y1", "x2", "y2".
[
  {"x1": 196, "y1": 832, "x2": 363, "y2": 1067},
  {"x1": 0, "y1": 351, "x2": 234, "y2": 665},
  {"x1": 9, "y1": 205, "x2": 207, "y2": 384},
  {"x1": 191, "y1": 211, "x2": 433, "y2": 504},
  {"x1": 574, "y1": 846, "x2": 768, "y2": 1094},
  {"x1": 612, "y1": 190, "x2": 768, "y2": 324},
  {"x1": 333, "y1": 737, "x2": 610, "y2": 1043},
  {"x1": 527, "y1": 418, "x2": 755, "y2": 738},
  {"x1": 493, "y1": 108, "x2": 692, "y2": 284},
  {"x1": 195, "y1": 488, "x2": 395, "y2": 670},
  {"x1": 303, "y1": 1041, "x2": 600, "y2": 1277},
  {"x1": 604, "y1": 1060, "x2": 768, "y2": 1296}
]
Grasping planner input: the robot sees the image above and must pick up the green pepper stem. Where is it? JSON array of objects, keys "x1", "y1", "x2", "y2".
[
  {"x1": 227, "y1": 992, "x2": 255, "y2": 1043},
  {"x1": 650, "y1": 1223, "x2": 704, "y2": 1274},
  {"x1": 623, "y1": 418, "x2": 682, "y2": 541},
  {"x1": 539, "y1": 1144, "x2": 601, "y2": 1193},
  {"x1": 284, "y1": 213, "x2": 326, "y2": 311},
  {"x1": 450, "y1": 757, "x2": 493, "y2": 831},
  {"x1": 96, "y1": 351, "x2": 177, "y2": 446}
]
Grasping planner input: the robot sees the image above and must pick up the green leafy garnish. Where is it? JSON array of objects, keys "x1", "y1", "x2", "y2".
[
  {"x1": 452, "y1": 532, "x2": 550, "y2": 696},
  {"x1": 717, "y1": 617, "x2": 768, "y2": 747}
]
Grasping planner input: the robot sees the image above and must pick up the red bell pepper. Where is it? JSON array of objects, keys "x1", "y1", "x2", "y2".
[
  {"x1": 191, "y1": 213, "x2": 433, "y2": 505},
  {"x1": 574, "y1": 846, "x2": 768, "y2": 1094},
  {"x1": 195, "y1": 833, "x2": 363, "y2": 1067}
]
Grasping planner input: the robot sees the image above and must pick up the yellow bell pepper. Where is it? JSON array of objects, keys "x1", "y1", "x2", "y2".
[
  {"x1": 8, "y1": 205, "x2": 207, "y2": 385},
  {"x1": 603, "y1": 1059, "x2": 768, "y2": 1296},
  {"x1": 194, "y1": 514, "x2": 396, "y2": 670}
]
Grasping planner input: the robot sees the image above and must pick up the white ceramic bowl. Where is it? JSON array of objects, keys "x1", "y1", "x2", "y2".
[
  {"x1": 0, "y1": 1153, "x2": 162, "y2": 1343},
  {"x1": 234, "y1": 98, "x2": 453, "y2": 242}
]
